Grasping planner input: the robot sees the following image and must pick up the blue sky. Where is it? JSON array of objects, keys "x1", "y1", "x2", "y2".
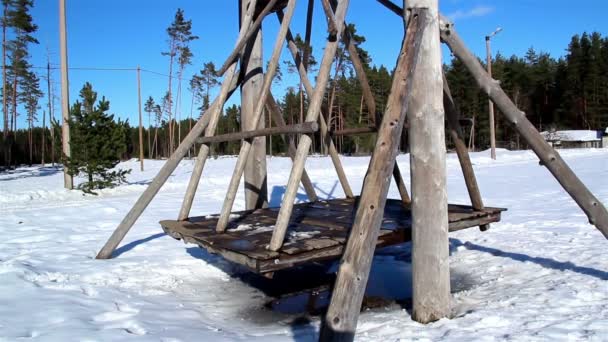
[{"x1": 15, "y1": 0, "x2": 608, "y2": 129}]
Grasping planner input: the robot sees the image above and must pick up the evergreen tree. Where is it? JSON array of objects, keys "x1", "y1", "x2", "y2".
[{"x1": 66, "y1": 83, "x2": 130, "y2": 194}]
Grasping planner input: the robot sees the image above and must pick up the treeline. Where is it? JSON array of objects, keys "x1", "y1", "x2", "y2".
[{"x1": 2, "y1": 1, "x2": 607, "y2": 166}]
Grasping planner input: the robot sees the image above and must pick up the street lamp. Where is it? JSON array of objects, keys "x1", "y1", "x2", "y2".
[{"x1": 486, "y1": 27, "x2": 502, "y2": 160}]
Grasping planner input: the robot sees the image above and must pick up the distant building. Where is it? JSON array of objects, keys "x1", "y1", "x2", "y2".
[{"x1": 541, "y1": 129, "x2": 605, "y2": 149}]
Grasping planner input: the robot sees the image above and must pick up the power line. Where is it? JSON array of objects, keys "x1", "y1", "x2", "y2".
[{"x1": 2, "y1": 65, "x2": 174, "y2": 78}]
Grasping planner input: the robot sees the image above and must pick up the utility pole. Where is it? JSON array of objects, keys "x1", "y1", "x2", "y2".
[
  {"x1": 485, "y1": 27, "x2": 501, "y2": 160},
  {"x1": 59, "y1": 0, "x2": 72, "y2": 189},
  {"x1": 46, "y1": 55, "x2": 55, "y2": 167},
  {"x1": 137, "y1": 65, "x2": 144, "y2": 171}
]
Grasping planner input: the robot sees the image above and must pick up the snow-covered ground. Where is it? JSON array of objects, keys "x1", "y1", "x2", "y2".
[{"x1": 1, "y1": 148, "x2": 607, "y2": 341}]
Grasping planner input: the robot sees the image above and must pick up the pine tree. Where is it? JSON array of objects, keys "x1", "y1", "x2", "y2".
[{"x1": 66, "y1": 83, "x2": 130, "y2": 194}]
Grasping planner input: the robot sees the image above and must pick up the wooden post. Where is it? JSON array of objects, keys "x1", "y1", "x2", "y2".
[
  {"x1": 443, "y1": 74, "x2": 487, "y2": 230},
  {"x1": 320, "y1": 8, "x2": 425, "y2": 340},
  {"x1": 485, "y1": 35, "x2": 496, "y2": 160},
  {"x1": 408, "y1": 0, "x2": 451, "y2": 324},
  {"x1": 137, "y1": 66, "x2": 144, "y2": 171},
  {"x1": 95, "y1": 74, "x2": 241, "y2": 259},
  {"x1": 216, "y1": 0, "x2": 295, "y2": 232},
  {"x1": 59, "y1": 0, "x2": 73, "y2": 189},
  {"x1": 440, "y1": 19, "x2": 608, "y2": 239},
  {"x1": 266, "y1": 93, "x2": 318, "y2": 201},
  {"x1": 280, "y1": 15, "x2": 354, "y2": 199},
  {"x1": 241, "y1": 0, "x2": 268, "y2": 211},
  {"x1": 269, "y1": 0, "x2": 351, "y2": 252},
  {"x1": 177, "y1": 2, "x2": 258, "y2": 222}
]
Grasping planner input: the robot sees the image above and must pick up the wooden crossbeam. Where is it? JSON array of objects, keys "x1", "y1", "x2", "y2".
[
  {"x1": 195, "y1": 122, "x2": 318, "y2": 144},
  {"x1": 320, "y1": 6, "x2": 426, "y2": 339},
  {"x1": 216, "y1": 0, "x2": 298, "y2": 233}
]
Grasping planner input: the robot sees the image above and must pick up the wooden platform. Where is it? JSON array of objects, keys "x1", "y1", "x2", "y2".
[{"x1": 160, "y1": 198, "x2": 505, "y2": 274}]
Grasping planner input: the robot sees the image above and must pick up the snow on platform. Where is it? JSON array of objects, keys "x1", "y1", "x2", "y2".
[{"x1": 1, "y1": 148, "x2": 607, "y2": 341}]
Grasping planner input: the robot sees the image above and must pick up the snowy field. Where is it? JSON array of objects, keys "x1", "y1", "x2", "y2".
[{"x1": 1, "y1": 148, "x2": 607, "y2": 341}]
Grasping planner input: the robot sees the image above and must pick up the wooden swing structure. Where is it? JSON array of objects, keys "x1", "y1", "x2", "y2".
[{"x1": 96, "y1": 0, "x2": 608, "y2": 340}]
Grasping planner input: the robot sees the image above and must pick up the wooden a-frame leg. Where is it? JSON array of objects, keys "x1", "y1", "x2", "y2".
[
  {"x1": 440, "y1": 18, "x2": 608, "y2": 239},
  {"x1": 266, "y1": 93, "x2": 318, "y2": 201},
  {"x1": 269, "y1": 0, "x2": 352, "y2": 252},
  {"x1": 177, "y1": 3, "x2": 258, "y2": 221},
  {"x1": 279, "y1": 13, "x2": 355, "y2": 200},
  {"x1": 443, "y1": 74, "x2": 488, "y2": 230},
  {"x1": 320, "y1": 8, "x2": 426, "y2": 339},
  {"x1": 216, "y1": 0, "x2": 298, "y2": 233}
]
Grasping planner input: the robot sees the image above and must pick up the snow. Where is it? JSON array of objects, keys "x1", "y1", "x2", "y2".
[
  {"x1": 1, "y1": 148, "x2": 607, "y2": 341},
  {"x1": 541, "y1": 130, "x2": 601, "y2": 142}
]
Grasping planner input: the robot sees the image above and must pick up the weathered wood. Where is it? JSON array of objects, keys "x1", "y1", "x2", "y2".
[
  {"x1": 161, "y1": 198, "x2": 505, "y2": 274},
  {"x1": 217, "y1": 0, "x2": 279, "y2": 76},
  {"x1": 408, "y1": 0, "x2": 451, "y2": 324},
  {"x1": 195, "y1": 122, "x2": 318, "y2": 144},
  {"x1": 375, "y1": 0, "x2": 402, "y2": 16},
  {"x1": 241, "y1": 0, "x2": 269, "y2": 211},
  {"x1": 320, "y1": 9, "x2": 425, "y2": 341},
  {"x1": 95, "y1": 74, "x2": 242, "y2": 259},
  {"x1": 319, "y1": 0, "x2": 338, "y2": 37},
  {"x1": 440, "y1": 17, "x2": 608, "y2": 240},
  {"x1": 216, "y1": 0, "x2": 297, "y2": 232},
  {"x1": 443, "y1": 73, "x2": 488, "y2": 230},
  {"x1": 59, "y1": 0, "x2": 73, "y2": 189},
  {"x1": 331, "y1": 126, "x2": 376, "y2": 136},
  {"x1": 266, "y1": 93, "x2": 318, "y2": 201},
  {"x1": 270, "y1": 0, "x2": 351, "y2": 252},
  {"x1": 177, "y1": 3, "x2": 258, "y2": 222},
  {"x1": 279, "y1": 13, "x2": 354, "y2": 199}
]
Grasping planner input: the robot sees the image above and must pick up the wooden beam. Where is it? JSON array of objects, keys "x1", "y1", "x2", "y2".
[
  {"x1": 269, "y1": 0, "x2": 352, "y2": 252},
  {"x1": 320, "y1": 8, "x2": 425, "y2": 340},
  {"x1": 177, "y1": 2, "x2": 258, "y2": 222},
  {"x1": 59, "y1": 0, "x2": 73, "y2": 189},
  {"x1": 408, "y1": 0, "x2": 451, "y2": 324},
  {"x1": 196, "y1": 122, "x2": 318, "y2": 144},
  {"x1": 279, "y1": 12, "x2": 354, "y2": 199},
  {"x1": 241, "y1": 0, "x2": 269, "y2": 211},
  {"x1": 217, "y1": 0, "x2": 279, "y2": 75},
  {"x1": 331, "y1": 126, "x2": 376, "y2": 136},
  {"x1": 266, "y1": 93, "x2": 318, "y2": 201},
  {"x1": 440, "y1": 17, "x2": 608, "y2": 239},
  {"x1": 216, "y1": 0, "x2": 296, "y2": 232},
  {"x1": 443, "y1": 74, "x2": 488, "y2": 230},
  {"x1": 95, "y1": 75, "x2": 242, "y2": 259}
]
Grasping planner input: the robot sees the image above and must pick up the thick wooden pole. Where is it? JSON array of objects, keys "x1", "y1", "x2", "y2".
[
  {"x1": 409, "y1": 0, "x2": 451, "y2": 324},
  {"x1": 269, "y1": 0, "x2": 351, "y2": 252},
  {"x1": 320, "y1": 8, "x2": 425, "y2": 340},
  {"x1": 241, "y1": 0, "x2": 268, "y2": 211},
  {"x1": 196, "y1": 122, "x2": 317, "y2": 144},
  {"x1": 137, "y1": 66, "x2": 144, "y2": 171},
  {"x1": 443, "y1": 74, "x2": 487, "y2": 230},
  {"x1": 59, "y1": 0, "x2": 73, "y2": 189},
  {"x1": 177, "y1": 2, "x2": 258, "y2": 222},
  {"x1": 95, "y1": 76, "x2": 241, "y2": 259},
  {"x1": 279, "y1": 14, "x2": 354, "y2": 199},
  {"x1": 440, "y1": 19, "x2": 608, "y2": 239},
  {"x1": 216, "y1": 0, "x2": 295, "y2": 232}
]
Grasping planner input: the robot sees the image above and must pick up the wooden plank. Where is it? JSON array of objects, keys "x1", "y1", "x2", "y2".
[{"x1": 195, "y1": 122, "x2": 318, "y2": 144}]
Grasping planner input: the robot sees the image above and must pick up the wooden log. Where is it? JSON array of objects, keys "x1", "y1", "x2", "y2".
[
  {"x1": 177, "y1": 3, "x2": 258, "y2": 221},
  {"x1": 241, "y1": 0, "x2": 268, "y2": 211},
  {"x1": 440, "y1": 18, "x2": 608, "y2": 239},
  {"x1": 331, "y1": 126, "x2": 376, "y2": 136},
  {"x1": 266, "y1": 93, "x2": 318, "y2": 201},
  {"x1": 443, "y1": 74, "x2": 488, "y2": 230},
  {"x1": 319, "y1": 0, "x2": 338, "y2": 37},
  {"x1": 269, "y1": 0, "x2": 351, "y2": 252},
  {"x1": 217, "y1": 0, "x2": 279, "y2": 76},
  {"x1": 320, "y1": 8, "x2": 425, "y2": 340},
  {"x1": 95, "y1": 75, "x2": 242, "y2": 259},
  {"x1": 375, "y1": 0, "x2": 402, "y2": 16},
  {"x1": 279, "y1": 13, "x2": 354, "y2": 199},
  {"x1": 408, "y1": 0, "x2": 451, "y2": 324},
  {"x1": 196, "y1": 122, "x2": 318, "y2": 144},
  {"x1": 216, "y1": 0, "x2": 297, "y2": 232}
]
